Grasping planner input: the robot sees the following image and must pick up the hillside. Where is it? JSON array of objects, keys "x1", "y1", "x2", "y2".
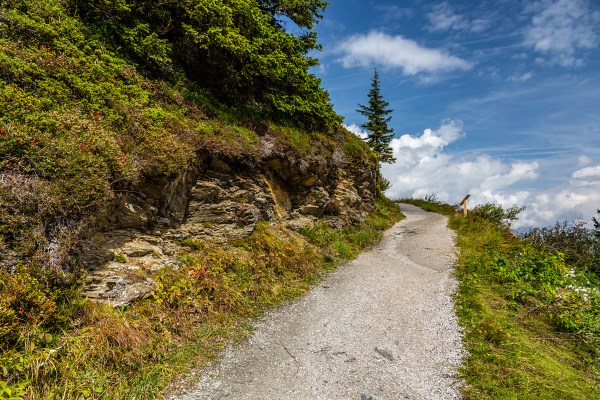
[
  {"x1": 0, "y1": 1, "x2": 404, "y2": 398},
  {"x1": 0, "y1": 0, "x2": 375, "y2": 270}
]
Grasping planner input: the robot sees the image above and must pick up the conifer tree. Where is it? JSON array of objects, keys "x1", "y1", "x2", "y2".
[{"x1": 356, "y1": 69, "x2": 396, "y2": 164}]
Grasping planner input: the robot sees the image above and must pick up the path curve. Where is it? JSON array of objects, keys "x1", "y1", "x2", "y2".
[{"x1": 173, "y1": 204, "x2": 465, "y2": 400}]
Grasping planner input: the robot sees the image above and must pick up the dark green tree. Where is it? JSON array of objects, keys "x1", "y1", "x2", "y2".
[
  {"x1": 356, "y1": 69, "x2": 396, "y2": 164},
  {"x1": 68, "y1": 0, "x2": 338, "y2": 131}
]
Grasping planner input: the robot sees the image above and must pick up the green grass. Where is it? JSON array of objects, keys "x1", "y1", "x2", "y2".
[
  {"x1": 449, "y1": 210, "x2": 600, "y2": 399},
  {"x1": 300, "y1": 196, "x2": 404, "y2": 261},
  {"x1": 397, "y1": 196, "x2": 458, "y2": 215},
  {"x1": 0, "y1": 198, "x2": 403, "y2": 399}
]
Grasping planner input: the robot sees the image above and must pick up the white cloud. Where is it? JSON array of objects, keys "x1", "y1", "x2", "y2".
[
  {"x1": 519, "y1": 188, "x2": 600, "y2": 228},
  {"x1": 427, "y1": 2, "x2": 469, "y2": 32},
  {"x1": 383, "y1": 121, "x2": 600, "y2": 229},
  {"x1": 394, "y1": 120, "x2": 463, "y2": 150},
  {"x1": 335, "y1": 31, "x2": 472, "y2": 75},
  {"x1": 523, "y1": 0, "x2": 600, "y2": 67},
  {"x1": 344, "y1": 123, "x2": 369, "y2": 139},
  {"x1": 470, "y1": 18, "x2": 491, "y2": 33},
  {"x1": 383, "y1": 121, "x2": 537, "y2": 205},
  {"x1": 427, "y1": 2, "x2": 490, "y2": 33},
  {"x1": 572, "y1": 165, "x2": 600, "y2": 179}
]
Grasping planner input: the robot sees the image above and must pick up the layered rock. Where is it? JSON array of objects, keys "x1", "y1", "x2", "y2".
[{"x1": 81, "y1": 134, "x2": 376, "y2": 306}]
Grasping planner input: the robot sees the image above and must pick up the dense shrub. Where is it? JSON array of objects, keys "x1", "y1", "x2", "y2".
[
  {"x1": 471, "y1": 203, "x2": 525, "y2": 229},
  {"x1": 524, "y1": 220, "x2": 600, "y2": 277}
]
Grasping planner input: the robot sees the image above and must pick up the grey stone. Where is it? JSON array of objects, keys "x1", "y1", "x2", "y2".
[
  {"x1": 84, "y1": 262, "x2": 157, "y2": 308},
  {"x1": 375, "y1": 347, "x2": 395, "y2": 361},
  {"x1": 80, "y1": 134, "x2": 378, "y2": 307}
]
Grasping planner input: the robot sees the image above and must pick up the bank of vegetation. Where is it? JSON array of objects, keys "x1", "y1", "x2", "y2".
[
  {"x1": 404, "y1": 198, "x2": 599, "y2": 399},
  {"x1": 1, "y1": 197, "x2": 402, "y2": 399},
  {"x1": 0, "y1": 1, "x2": 401, "y2": 398},
  {"x1": 0, "y1": 0, "x2": 354, "y2": 271}
]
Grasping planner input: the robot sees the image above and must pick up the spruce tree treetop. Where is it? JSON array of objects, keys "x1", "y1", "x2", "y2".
[{"x1": 356, "y1": 69, "x2": 396, "y2": 164}]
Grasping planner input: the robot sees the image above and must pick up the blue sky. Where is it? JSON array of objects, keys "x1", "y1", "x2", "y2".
[{"x1": 311, "y1": 0, "x2": 600, "y2": 228}]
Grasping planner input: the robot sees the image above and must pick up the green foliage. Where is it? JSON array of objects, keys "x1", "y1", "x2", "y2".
[
  {"x1": 489, "y1": 247, "x2": 567, "y2": 300},
  {"x1": 472, "y1": 203, "x2": 525, "y2": 229},
  {"x1": 356, "y1": 69, "x2": 396, "y2": 164},
  {"x1": 300, "y1": 196, "x2": 404, "y2": 260},
  {"x1": 448, "y1": 206, "x2": 600, "y2": 399},
  {"x1": 342, "y1": 128, "x2": 373, "y2": 162},
  {"x1": 0, "y1": 266, "x2": 83, "y2": 400},
  {"x1": 69, "y1": 0, "x2": 339, "y2": 130},
  {"x1": 0, "y1": 377, "x2": 27, "y2": 400},
  {"x1": 378, "y1": 175, "x2": 392, "y2": 193},
  {"x1": 0, "y1": 0, "x2": 198, "y2": 262},
  {"x1": 113, "y1": 253, "x2": 127, "y2": 263},
  {"x1": 0, "y1": 266, "x2": 81, "y2": 349},
  {"x1": 524, "y1": 220, "x2": 600, "y2": 277},
  {"x1": 593, "y1": 209, "x2": 600, "y2": 238}
]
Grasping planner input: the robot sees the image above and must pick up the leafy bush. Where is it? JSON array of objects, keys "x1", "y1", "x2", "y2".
[
  {"x1": 471, "y1": 203, "x2": 525, "y2": 228},
  {"x1": 489, "y1": 246, "x2": 566, "y2": 300},
  {"x1": 523, "y1": 220, "x2": 600, "y2": 277}
]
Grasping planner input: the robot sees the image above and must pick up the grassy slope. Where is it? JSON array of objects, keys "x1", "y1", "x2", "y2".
[
  {"x1": 402, "y1": 199, "x2": 599, "y2": 399},
  {"x1": 0, "y1": 0, "x2": 373, "y2": 268},
  {"x1": 0, "y1": 2, "x2": 384, "y2": 398},
  {"x1": 1, "y1": 198, "x2": 402, "y2": 399}
]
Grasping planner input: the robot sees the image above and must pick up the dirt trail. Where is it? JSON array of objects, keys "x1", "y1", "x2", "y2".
[{"x1": 172, "y1": 204, "x2": 465, "y2": 400}]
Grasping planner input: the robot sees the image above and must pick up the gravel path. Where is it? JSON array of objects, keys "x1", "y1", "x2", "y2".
[{"x1": 172, "y1": 204, "x2": 465, "y2": 400}]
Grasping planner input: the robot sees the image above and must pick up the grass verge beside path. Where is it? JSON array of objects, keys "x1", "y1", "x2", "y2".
[
  {"x1": 0, "y1": 197, "x2": 402, "y2": 400},
  {"x1": 402, "y1": 198, "x2": 599, "y2": 399}
]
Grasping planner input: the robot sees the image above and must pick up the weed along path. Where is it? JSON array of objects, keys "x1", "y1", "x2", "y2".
[{"x1": 172, "y1": 204, "x2": 465, "y2": 400}]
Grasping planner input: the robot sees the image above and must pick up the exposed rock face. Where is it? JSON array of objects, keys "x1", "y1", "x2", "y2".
[{"x1": 81, "y1": 135, "x2": 376, "y2": 306}]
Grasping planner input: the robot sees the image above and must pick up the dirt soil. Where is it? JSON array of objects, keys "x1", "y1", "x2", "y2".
[{"x1": 172, "y1": 203, "x2": 465, "y2": 400}]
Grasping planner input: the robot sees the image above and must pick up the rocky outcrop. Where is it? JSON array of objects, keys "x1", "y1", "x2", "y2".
[{"x1": 81, "y1": 134, "x2": 376, "y2": 306}]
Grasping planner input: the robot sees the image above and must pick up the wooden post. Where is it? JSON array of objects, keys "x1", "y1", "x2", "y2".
[{"x1": 460, "y1": 194, "x2": 471, "y2": 216}]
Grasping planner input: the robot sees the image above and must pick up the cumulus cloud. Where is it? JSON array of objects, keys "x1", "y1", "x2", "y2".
[
  {"x1": 394, "y1": 121, "x2": 463, "y2": 150},
  {"x1": 344, "y1": 123, "x2": 369, "y2": 139},
  {"x1": 523, "y1": 0, "x2": 600, "y2": 67},
  {"x1": 572, "y1": 165, "x2": 600, "y2": 179},
  {"x1": 519, "y1": 188, "x2": 600, "y2": 228},
  {"x1": 382, "y1": 120, "x2": 537, "y2": 205},
  {"x1": 382, "y1": 120, "x2": 600, "y2": 228},
  {"x1": 335, "y1": 31, "x2": 472, "y2": 75}
]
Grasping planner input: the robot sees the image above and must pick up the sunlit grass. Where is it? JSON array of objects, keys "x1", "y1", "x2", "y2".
[
  {"x1": 449, "y1": 211, "x2": 600, "y2": 399},
  {"x1": 1, "y1": 198, "x2": 403, "y2": 399}
]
